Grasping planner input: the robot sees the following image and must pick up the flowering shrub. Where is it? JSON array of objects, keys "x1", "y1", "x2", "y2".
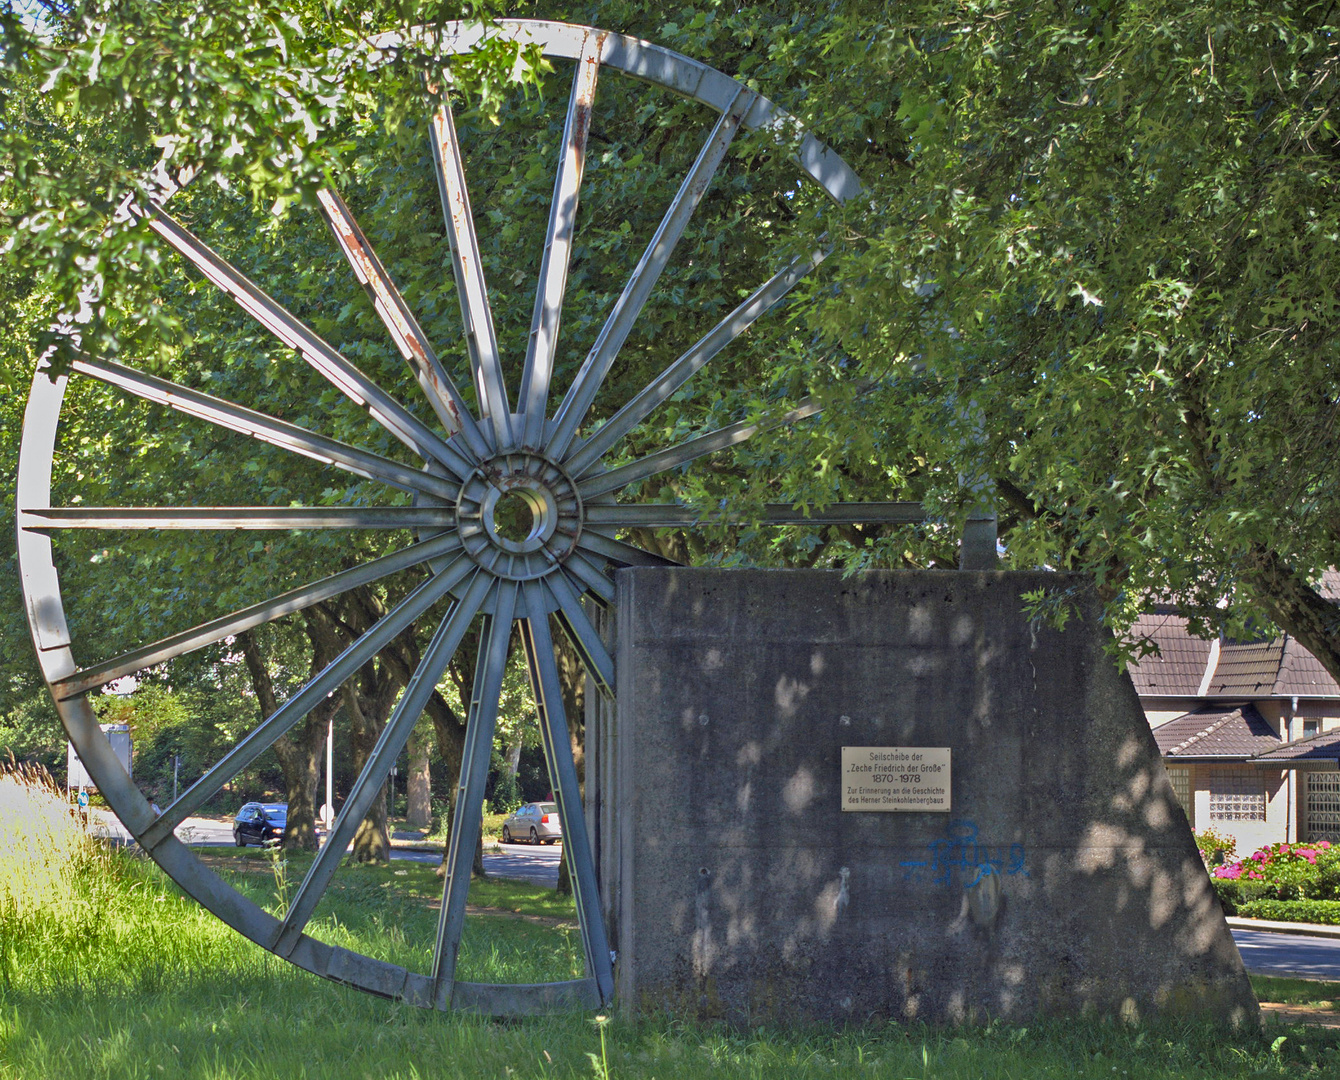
[
  {"x1": 1210, "y1": 840, "x2": 1340, "y2": 907},
  {"x1": 1195, "y1": 827, "x2": 1237, "y2": 865}
]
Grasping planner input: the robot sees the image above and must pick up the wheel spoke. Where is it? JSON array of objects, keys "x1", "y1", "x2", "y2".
[
  {"x1": 145, "y1": 208, "x2": 470, "y2": 474},
  {"x1": 432, "y1": 581, "x2": 519, "y2": 998},
  {"x1": 72, "y1": 355, "x2": 462, "y2": 499},
  {"x1": 21, "y1": 506, "x2": 458, "y2": 530},
  {"x1": 575, "y1": 397, "x2": 823, "y2": 499},
  {"x1": 561, "y1": 250, "x2": 825, "y2": 477},
  {"x1": 519, "y1": 589, "x2": 614, "y2": 1004},
  {"x1": 138, "y1": 555, "x2": 472, "y2": 851},
  {"x1": 518, "y1": 33, "x2": 601, "y2": 450},
  {"x1": 317, "y1": 188, "x2": 491, "y2": 462},
  {"x1": 52, "y1": 533, "x2": 463, "y2": 700},
  {"x1": 275, "y1": 569, "x2": 494, "y2": 957},
  {"x1": 547, "y1": 85, "x2": 754, "y2": 460},
  {"x1": 583, "y1": 501, "x2": 927, "y2": 528},
  {"x1": 430, "y1": 96, "x2": 515, "y2": 451},
  {"x1": 577, "y1": 530, "x2": 682, "y2": 568},
  {"x1": 562, "y1": 551, "x2": 616, "y2": 605},
  {"x1": 543, "y1": 570, "x2": 614, "y2": 696}
]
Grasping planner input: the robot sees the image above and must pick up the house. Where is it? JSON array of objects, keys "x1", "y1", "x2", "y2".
[{"x1": 1129, "y1": 578, "x2": 1340, "y2": 852}]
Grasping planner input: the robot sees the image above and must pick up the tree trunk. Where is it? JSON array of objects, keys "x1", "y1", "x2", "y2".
[
  {"x1": 1244, "y1": 547, "x2": 1340, "y2": 687},
  {"x1": 406, "y1": 723, "x2": 432, "y2": 830},
  {"x1": 237, "y1": 628, "x2": 328, "y2": 852},
  {"x1": 552, "y1": 616, "x2": 589, "y2": 898},
  {"x1": 342, "y1": 681, "x2": 391, "y2": 863},
  {"x1": 314, "y1": 592, "x2": 405, "y2": 864}
]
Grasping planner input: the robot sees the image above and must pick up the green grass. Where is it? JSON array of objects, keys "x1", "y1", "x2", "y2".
[
  {"x1": 1251, "y1": 975, "x2": 1340, "y2": 1009},
  {"x1": 2, "y1": 839, "x2": 1340, "y2": 1078},
  {"x1": 187, "y1": 846, "x2": 583, "y2": 984}
]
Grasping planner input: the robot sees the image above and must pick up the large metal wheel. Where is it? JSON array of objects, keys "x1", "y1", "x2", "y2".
[{"x1": 16, "y1": 20, "x2": 909, "y2": 1015}]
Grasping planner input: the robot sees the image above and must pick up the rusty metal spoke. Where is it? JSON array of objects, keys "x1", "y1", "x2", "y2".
[
  {"x1": 562, "y1": 550, "x2": 616, "y2": 605},
  {"x1": 317, "y1": 187, "x2": 491, "y2": 462},
  {"x1": 432, "y1": 582, "x2": 519, "y2": 1000},
  {"x1": 20, "y1": 506, "x2": 459, "y2": 531},
  {"x1": 543, "y1": 570, "x2": 614, "y2": 696},
  {"x1": 138, "y1": 555, "x2": 472, "y2": 851},
  {"x1": 577, "y1": 530, "x2": 682, "y2": 568},
  {"x1": 72, "y1": 355, "x2": 462, "y2": 497},
  {"x1": 519, "y1": 589, "x2": 614, "y2": 1004},
  {"x1": 275, "y1": 570, "x2": 493, "y2": 957},
  {"x1": 517, "y1": 34, "x2": 601, "y2": 450},
  {"x1": 145, "y1": 208, "x2": 468, "y2": 473},
  {"x1": 583, "y1": 502, "x2": 927, "y2": 529},
  {"x1": 561, "y1": 250, "x2": 825, "y2": 477},
  {"x1": 547, "y1": 84, "x2": 753, "y2": 460},
  {"x1": 575, "y1": 397, "x2": 823, "y2": 500},
  {"x1": 430, "y1": 96, "x2": 514, "y2": 451},
  {"x1": 51, "y1": 533, "x2": 463, "y2": 701}
]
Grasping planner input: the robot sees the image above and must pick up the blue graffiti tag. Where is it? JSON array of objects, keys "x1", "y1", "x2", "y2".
[{"x1": 899, "y1": 819, "x2": 1028, "y2": 889}]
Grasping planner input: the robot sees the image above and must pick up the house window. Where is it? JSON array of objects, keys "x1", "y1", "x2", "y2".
[
  {"x1": 1209, "y1": 769, "x2": 1266, "y2": 821},
  {"x1": 1165, "y1": 765, "x2": 1192, "y2": 825},
  {"x1": 1306, "y1": 772, "x2": 1340, "y2": 843},
  {"x1": 1304, "y1": 719, "x2": 1321, "y2": 738}
]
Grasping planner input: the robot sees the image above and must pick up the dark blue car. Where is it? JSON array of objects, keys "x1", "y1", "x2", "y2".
[{"x1": 233, "y1": 802, "x2": 287, "y2": 846}]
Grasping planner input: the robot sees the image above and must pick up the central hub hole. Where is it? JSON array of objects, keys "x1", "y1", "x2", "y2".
[{"x1": 492, "y1": 489, "x2": 538, "y2": 544}]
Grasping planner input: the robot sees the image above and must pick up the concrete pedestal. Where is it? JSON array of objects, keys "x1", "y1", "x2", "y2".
[{"x1": 587, "y1": 569, "x2": 1257, "y2": 1026}]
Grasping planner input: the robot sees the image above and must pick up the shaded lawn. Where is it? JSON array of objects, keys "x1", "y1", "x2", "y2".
[{"x1": 2, "y1": 848, "x2": 1339, "y2": 1079}]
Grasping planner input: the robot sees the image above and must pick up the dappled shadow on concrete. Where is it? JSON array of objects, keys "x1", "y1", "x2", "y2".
[{"x1": 596, "y1": 569, "x2": 1257, "y2": 1027}]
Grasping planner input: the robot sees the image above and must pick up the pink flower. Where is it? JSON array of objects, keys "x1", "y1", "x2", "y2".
[
  {"x1": 1248, "y1": 871, "x2": 1263, "y2": 879},
  {"x1": 1321, "y1": 841, "x2": 1333, "y2": 850}
]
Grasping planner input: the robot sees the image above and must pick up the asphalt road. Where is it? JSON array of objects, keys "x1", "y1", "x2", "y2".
[
  {"x1": 393, "y1": 840, "x2": 562, "y2": 887},
  {"x1": 1233, "y1": 928, "x2": 1340, "y2": 981},
  {"x1": 101, "y1": 813, "x2": 565, "y2": 888}
]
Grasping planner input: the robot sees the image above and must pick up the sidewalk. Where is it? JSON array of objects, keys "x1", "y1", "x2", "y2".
[{"x1": 1227, "y1": 915, "x2": 1340, "y2": 940}]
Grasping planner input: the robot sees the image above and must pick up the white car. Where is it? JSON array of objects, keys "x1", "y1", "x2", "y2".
[{"x1": 500, "y1": 802, "x2": 561, "y2": 844}]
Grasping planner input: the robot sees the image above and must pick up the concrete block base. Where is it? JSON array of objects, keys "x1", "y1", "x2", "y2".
[{"x1": 588, "y1": 569, "x2": 1257, "y2": 1027}]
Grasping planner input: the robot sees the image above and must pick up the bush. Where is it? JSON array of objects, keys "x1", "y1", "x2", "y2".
[
  {"x1": 1195, "y1": 827, "x2": 1237, "y2": 865},
  {"x1": 1235, "y1": 898, "x2": 1340, "y2": 925},
  {"x1": 1210, "y1": 839, "x2": 1340, "y2": 914}
]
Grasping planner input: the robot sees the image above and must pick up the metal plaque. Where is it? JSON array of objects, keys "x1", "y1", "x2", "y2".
[{"x1": 841, "y1": 747, "x2": 951, "y2": 812}]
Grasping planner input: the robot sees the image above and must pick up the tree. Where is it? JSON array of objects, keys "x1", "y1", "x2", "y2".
[
  {"x1": 10, "y1": 0, "x2": 1340, "y2": 881},
  {"x1": 787, "y1": 0, "x2": 1340, "y2": 673},
  {"x1": 0, "y1": 0, "x2": 544, "y2": 841}
]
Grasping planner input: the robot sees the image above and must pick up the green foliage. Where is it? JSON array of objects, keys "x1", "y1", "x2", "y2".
[
  {"x1": 1237, "y1": 898, "x2": 1340, "y2": 926},
  {"x1": 0, "y1": 0, "x2": 543, "y2": 361},
  {"x1": 1195, "y1": 827, "x2": 1238, "y2": 865},
  {"x1": 1210, "y1": 840, "x2": 1340, "y2": 913},
  {"x1": 779, "y1": 0, "x2": 1340, "y2": 666}
]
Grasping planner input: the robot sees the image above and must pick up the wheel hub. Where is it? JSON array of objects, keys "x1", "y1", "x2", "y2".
[{"x1": 455, "y1": 451, "x2": 581, "y2": 580}]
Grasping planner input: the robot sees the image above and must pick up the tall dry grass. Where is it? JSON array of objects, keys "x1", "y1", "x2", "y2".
[{"x1": 0, "y1": 760, "x2": 96, "y2": 915}]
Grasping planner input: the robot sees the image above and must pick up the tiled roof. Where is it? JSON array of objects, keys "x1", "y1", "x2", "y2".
[
  {"x1": 1127, "y1": 602, "x2": 1340, "y2": 700},
  {"x1": 1205, "y1": 638, "x2": 1286, "y2": 696},
  {"x1": 1152, "y1": 704, "x2": 1281, "y2": 759},
  {"x1": 1322, "y1": 569, "x2": 1340, "y2": 601},
  {"x1": 1127, "y1": 613, "x2": 1211, "y2": 696},
  {"x1": 1277, "y1": 636, "x2": 1340, "y2": 697},
  {"x1": 1252, "y1": 728, "x2": 1340, "y2": 765}
]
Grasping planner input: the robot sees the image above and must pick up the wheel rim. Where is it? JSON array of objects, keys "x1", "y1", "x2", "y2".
[{"x1": 15, "y1": 19, "x2": 898, "y2": 1016}]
